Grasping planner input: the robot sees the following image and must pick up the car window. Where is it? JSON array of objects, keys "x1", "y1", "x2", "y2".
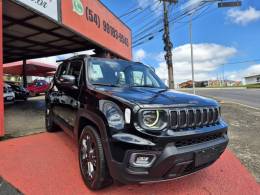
[
  {"x1": 130, "y1": 69, "x2": 160, "y2": 87},
  {"x1": 58, "y1": 62, "x2": 69, "y2": 79},
  {"x1": 132, "y1": 71, "x2": 144, "y2": 86},
  {"x1": 88, "y1": 63, "x2": 104, "y2": 82},
  {"x1": 67, "y1": 60, "x2": 83, "y2": 85},
  {"x1": 88, "y1": 59, "x2": 166, "y2": 89},
  {"x1": 118, "y1": 72, "x2": 126, "y2": 85}
]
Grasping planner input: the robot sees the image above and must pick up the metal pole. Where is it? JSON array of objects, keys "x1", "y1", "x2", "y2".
[
  {"x1": 22, "y1": 59, "x2": 27, "y2": 88},
  {"x1": 163, "y1": 1, "x2": 175, "y2": 89},
  {"x1": 223, "y1": 64, "x2": 225, "y2": 86},
  {"x1": 189, "y1": 14, "x2": 195, "y2": 94}
]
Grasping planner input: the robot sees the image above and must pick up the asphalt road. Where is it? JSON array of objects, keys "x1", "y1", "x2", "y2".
[{"x1": 181, "y1": 88, "x2": 260, "y2": 109}]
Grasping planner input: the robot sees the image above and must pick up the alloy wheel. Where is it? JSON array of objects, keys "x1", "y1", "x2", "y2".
[{"x1": 80, "y1": 133, "x2": 97, "y2": 183}]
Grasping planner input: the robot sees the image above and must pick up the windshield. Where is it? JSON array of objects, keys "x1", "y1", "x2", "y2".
[{"x1": 88, "y1": 58, "x2": 166, "y2": 89}]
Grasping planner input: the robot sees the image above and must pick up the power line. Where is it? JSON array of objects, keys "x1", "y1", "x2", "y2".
[
  {"x1": 118, "y1": 3, "x2": 140, "y2": 18},
  {"x1": 133, "y1": 1, "x2": 215, "y2": 47},
  {"x1": 131, "y1": 1, "x2": 200, "y2": 37},
  {"x1": 125, "y1": 1, "x2": 161, "y2": 23},
  {"x1": 222, "y1": 58, "x2": 260, "y2": 65},
  {"x1": 131, "y1": 0, "x2": 185, "y2": 32},
  {"x1": 133, "y1": 3, "x2": 207, "y2": 46},
  {"x1": 133, "y1": 1, "x2": 206, "y2": 40},
  {"x1": 119, "y1": 7, "x2": 142, "y2": 18},
  {"x1": 130, "y1": 2, "x2": 163, "y2": 29}
]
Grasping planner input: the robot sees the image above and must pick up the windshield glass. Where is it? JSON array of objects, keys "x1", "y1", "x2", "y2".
[{"x1": 88, "y1": 58, "x2": 166, "y2": 89}]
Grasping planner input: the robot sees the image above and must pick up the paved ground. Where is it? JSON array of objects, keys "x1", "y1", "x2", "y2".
[
  {"x1": 221, "y1": 102, "x2": 260, "y2": 183},
  {"x1": 0, "y1": 132, "x2": 259, "y2": 195},
  {"x1": 180, "y1": 88, "x2": 260, "y2": 109},
  {"x1": 0, "y1": 177, "x2": 22, "y2": 195},
  {"x1": 4, "y1": 96, "x2": 45, "y2": 136},
  {"x1": 180, "y1": 88, "x2": 260, "y2": 182},
  {"x1": 3, "y1": 90, "x2": 260, "y2": 183}
]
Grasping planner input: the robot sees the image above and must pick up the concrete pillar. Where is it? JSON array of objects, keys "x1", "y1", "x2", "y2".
[{"x1": 0, "y1": 0, "x2": 4, "y2": 136}]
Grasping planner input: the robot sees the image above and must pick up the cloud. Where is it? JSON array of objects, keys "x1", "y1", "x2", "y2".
[
  {"x1": 181, "y1": 0, "x2": 204, "y2": 12},
  {"x1": 154, "y1": 43, "x2": 237, "y2": 85},
  {"x1": 227, "y1": 6, "x2": 260, "y2": 25},
  {"x1": 56, "y1": 50, "x2": 95, "y2": 61},
  {"x1": 30, "y1": 50, "x2": 96, "y2": 68},
  {"x1": 244, "y1": 64, "x2": 260, "y2": 76},
  {"x1": 133, "y1": 49, "x2": 146, "y2": 61},
  {"x1": 225, "y1": 64, "x2": 260, "y2": 82},
  {"x1": 31, "y1": 56, "x2": 57, "y2": 66}
]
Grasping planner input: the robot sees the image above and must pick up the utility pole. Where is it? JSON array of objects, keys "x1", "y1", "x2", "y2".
[{"x1": 162, "y1": 0, "x2": 177, "y2": 89}]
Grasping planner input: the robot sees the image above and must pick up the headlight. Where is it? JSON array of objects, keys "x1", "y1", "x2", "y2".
[
  {"x1": 99, "y1": 100, "x2": 124, "y2": 129},
  {"x1": 140, "y1": 110, "x2": 168, "y2": 130},
  {"x1": 143, "y1": 110, "x2": 159, "y2": 127}
]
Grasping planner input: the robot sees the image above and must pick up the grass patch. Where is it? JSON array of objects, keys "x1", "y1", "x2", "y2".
[{"x1": 246, "y1": 84, "x2": 260, "y2": 88}]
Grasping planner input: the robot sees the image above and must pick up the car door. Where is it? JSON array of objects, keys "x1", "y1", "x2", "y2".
[
  {"x1": 50, "y1": 61, "x2": 69, "y2": 127},
  {"x1": 52, "y1": 60, "x2": 83, "y2": 132}
]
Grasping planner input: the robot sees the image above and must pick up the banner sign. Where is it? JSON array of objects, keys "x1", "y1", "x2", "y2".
[
  {"x1": 15, "y1": 0, "x2": 59, "y2": 21},
  {"x1": 62, "y1": 0, "x2": 132, "y2": 60}
]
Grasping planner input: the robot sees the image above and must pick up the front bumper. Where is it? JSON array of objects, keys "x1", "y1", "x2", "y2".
[
  {"x1": 4, "y1": 96, "x2": 14, "y2": 102},
  {"x1": 108, "y1": 134, "x2": 228, "y2": 184}
]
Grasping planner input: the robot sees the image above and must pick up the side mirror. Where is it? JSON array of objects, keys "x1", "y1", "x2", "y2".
[{"x1": 59, "y1": 75, "x2": 77, "y2": 89}]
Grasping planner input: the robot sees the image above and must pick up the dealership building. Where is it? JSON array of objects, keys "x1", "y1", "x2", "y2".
[
  {"x1": 244, "y1": 74, "x2": 260, "y2": 85},
  {"x1": 0, "y1": 0, "x2": 132, "y2": 136}
]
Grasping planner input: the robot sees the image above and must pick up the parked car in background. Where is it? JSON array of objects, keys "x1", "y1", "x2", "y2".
[
  {"x1": 4, "y1": 83, "x2": 15, "y2": 103},
  {"x1": 27, "y1": 80, "x2": 49, "y2": 96},
  {"x1": 46, "y1": 55, "x2": 229, "y2": 190},
  {"x1": 8, "y1": 83, "x2": 29, "y2": 101}
]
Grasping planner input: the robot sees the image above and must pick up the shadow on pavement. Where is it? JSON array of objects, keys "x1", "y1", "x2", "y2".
[{"x1": 4, "y1": 96, "x2": 46, "y2": 137}]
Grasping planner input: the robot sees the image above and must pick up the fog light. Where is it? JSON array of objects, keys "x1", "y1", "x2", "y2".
[{"x1": 129, "y1": 153, "x2": 156, "y2": 168}]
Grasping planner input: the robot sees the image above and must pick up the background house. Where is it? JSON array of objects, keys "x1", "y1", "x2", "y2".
[{"x1": 244, "y1": 74, "x2": 260, "y2": 85}]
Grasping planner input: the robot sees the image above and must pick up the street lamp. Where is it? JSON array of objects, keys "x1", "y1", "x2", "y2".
[
  {"x1": 188, "y1": 0, "x2": 241, "y2": 94},
  {"x1": 189, "y1": 13, "x2": 195, "y2": 95}
]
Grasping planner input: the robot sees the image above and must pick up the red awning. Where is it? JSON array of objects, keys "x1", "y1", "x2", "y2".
[{"x1": 4, "y1": 60, "x2": 57, "y2": 77}]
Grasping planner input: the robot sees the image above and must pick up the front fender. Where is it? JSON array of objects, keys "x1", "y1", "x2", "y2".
[{"x1": 74, "y1": 108, "x2": 114, "y2": 163}]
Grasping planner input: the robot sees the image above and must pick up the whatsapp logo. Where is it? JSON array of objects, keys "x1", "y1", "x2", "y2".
[{"x1": 72, "y1": 0, "x2": 84, "y2": 16}]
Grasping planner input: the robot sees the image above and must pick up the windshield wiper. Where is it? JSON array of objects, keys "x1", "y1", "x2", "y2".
[
  {"x1": 91, "y1": 83, "x2": 119, "y2": 87},
  {"x1": 130, "y1": 84, "x2": 168, "y2": 92},
  {"x1": 130, "y1": 84, "x2": 157, "y2": 88}
]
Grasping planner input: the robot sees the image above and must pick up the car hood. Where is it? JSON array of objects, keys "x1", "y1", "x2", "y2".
[{"x1": 95, "y1": 86, "x2": 218, "y2": 107}]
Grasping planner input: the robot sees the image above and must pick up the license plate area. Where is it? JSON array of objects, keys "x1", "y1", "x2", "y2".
[{"x1": 195, "y1": 147, "x2": 220, "y2": 167}]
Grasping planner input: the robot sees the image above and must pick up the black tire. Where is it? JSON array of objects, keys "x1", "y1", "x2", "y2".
[
  {"x1": 45, "y1": 104, "x2": 58, "y2": 132},
  {"x1": 79, "y1": 126, "x2": 112, "y2": 190},
  {"x1": 30, "y1": 91, "x2": 36, "y2": 97}
]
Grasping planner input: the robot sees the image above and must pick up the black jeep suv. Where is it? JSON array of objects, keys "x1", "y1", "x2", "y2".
[{"x1": 46, "y1": 55, "x2": 228, "y2": 190}]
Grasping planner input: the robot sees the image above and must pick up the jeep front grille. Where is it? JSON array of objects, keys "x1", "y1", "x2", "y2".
[{"x1": 170, "y1": 107, "x2": 220, "y2": 131}]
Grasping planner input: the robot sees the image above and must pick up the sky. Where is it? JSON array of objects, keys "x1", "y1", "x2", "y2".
[
  {"x1": 35, "y1": 0, "x2": 260, "y2": 85},
  {"x1": 100, "y1": 0, "x2": 260, "y2": 85}
]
